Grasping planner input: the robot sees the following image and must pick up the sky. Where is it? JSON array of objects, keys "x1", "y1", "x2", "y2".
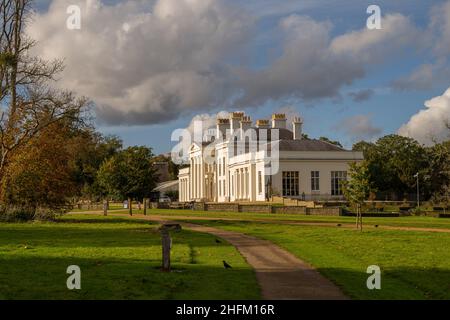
[{"x1": 29, "y1": 0, "x2": 450, "y2": 153}]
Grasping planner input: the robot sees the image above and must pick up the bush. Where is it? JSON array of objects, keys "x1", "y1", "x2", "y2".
[
  {"x1": 0, "y1": 205, "x2": 58, "y2": 222},
  {"x1": 411, "y1": 206, "x2": 425, "y2": 216}
]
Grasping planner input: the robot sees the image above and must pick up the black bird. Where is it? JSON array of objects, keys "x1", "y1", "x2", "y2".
[
  {"x1": 337, "y1": 223, "x2": 342, "y2": 227},
  {"x1": 374, "y1": 225, "x2": 379, "y2": 228},
  {"x1": 215, "y1": 238, "x2": 222, "y2": 244},
  {"x1": 223, "y1": 260, "x2": 232, "y2": 269}
]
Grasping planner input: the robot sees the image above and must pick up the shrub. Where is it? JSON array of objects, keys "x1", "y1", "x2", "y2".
[
  {"x1": 0, "y1": 205, "x2": 35, "y2": 222},
  {"x1": 411, "y1": 206, "x2": 425, "y2": 216},
  {"x1": 0, "y1": 205, "x2": 58, "y2": 222}
]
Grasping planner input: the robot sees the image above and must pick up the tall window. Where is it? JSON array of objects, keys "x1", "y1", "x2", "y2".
[
  {"x1": 282, "y1": 171, "x2": 299, "y2": 196},
  {"x1": 222, "y1": 157, "x2": 225, "y2": 175},
  {"x1": 311, "y1": 171, "x2": 320, "y2": 191},
  {"x1": 331, "y1": 171, "x2": 347, "y2": 195},
  {"x1": 258, "y1": 171, "x2": 262, "y2": 194},
  {"x1": 219, "y1": 179, "x2": 222, "y2": 196},
  {"x1": 218, "y1": 159, "x2": 221, "y2": 176}
]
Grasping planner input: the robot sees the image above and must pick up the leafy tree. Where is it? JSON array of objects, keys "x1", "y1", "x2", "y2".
[
  {"x1": 425, "y1": 141, "x2": 450, "y2": 205},
  {"x1": 97, "y1": 146, "x2": 158, "y2": 215},
  {"x1": 69, "y1": 133, "x2": 123, "y2": 200},
  {"x1": 342, "y1": 161, "x2": 373, "y2": 231},
  {"x1": 353, "y1": 135, "x2": 427, "y2": 200},
  {"x1": 0, "y1": 0, "x2": 90, "y2": 202},
  {"x1": 2, "y1": 119, "x2": 82, "y2": 210}
]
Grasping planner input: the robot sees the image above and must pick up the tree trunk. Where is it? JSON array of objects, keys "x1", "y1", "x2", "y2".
[
  {"x1": 128, "y1": 197, "x2": 132, "y2": 216},
  {"x1": 143, "y1": 198, "x2": 147, "y2": 215}
]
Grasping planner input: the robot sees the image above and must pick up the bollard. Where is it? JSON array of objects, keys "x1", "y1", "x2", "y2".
[{"x1": 158, "y1": 224, "x2": 182, "y2": 272}]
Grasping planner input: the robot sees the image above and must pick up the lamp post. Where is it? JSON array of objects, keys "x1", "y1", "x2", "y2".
[{"x1": 414, "y1": 172, "x2": 419, "y2": 209}]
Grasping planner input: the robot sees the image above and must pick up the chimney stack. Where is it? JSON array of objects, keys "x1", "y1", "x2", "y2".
[
  {"x1": 240, "y1": 116, "x2": 252, "y2": 139},
  {"x1": 230, "y1": 111, "x2": 244, "y2": 135},
  {"x1": 256, "y1": 119, "x2": 270, "y2": 129},
  {"x1": 272, "y1": 113, "x2": 286, "y2": 129},
  {"x1": 216, "y1": 118, "x2": 230, "y2": 140},
  {"x1": 292, "y1": 117, "x2": 303, "y2": 140}
]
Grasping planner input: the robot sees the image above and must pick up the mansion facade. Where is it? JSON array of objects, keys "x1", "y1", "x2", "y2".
[{"x1": 178, "y1": 112, "x2": 363, "y2": 203}]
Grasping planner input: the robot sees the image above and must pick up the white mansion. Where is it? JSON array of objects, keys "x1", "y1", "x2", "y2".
[{"x1": 178, "y1": 112, "x2": 363, "y2": 203}]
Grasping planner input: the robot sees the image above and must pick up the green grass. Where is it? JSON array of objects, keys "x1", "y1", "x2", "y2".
[
  {"x1": 0, "y1": 215, "x2": 259, "y2": 300},
  {"x1": 112, "y1": 208, "x2": 450, "y2": 230},
  {"x1": 184, "y1": 219, "x2": 450, "y2": 300}
]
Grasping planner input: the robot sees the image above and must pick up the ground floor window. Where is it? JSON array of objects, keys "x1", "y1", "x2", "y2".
[
  {"x1": 311, "y1": 171, "x2": 320, "y2": 191},
  {"x1": 331, "y1": 171, "x2": 347, "y2": 195},
  {"x1": 282, "y1": 171, "x2": 299, "y2": 196},
  {"x1": 258, "y1": 171, "x2": 262, "y2": 194}
]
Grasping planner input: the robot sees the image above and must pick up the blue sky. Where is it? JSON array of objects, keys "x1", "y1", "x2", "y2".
[{"x1": 31, "y1": 0, "x2": 450, "y2": 152}]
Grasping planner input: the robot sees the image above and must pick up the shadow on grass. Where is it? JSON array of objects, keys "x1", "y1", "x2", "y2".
[
  {"x1": 1, "y1": 251, "x2": 449, "y2": 300},
  {"x1": 0, "y1": 220, "x2": 235, "y2": 248},
  {"x1": 58, "y1": 218, "x2": 156, "y2": 225},
  {"x1": 315, "y1": 267, "x2": 450, "y2": 300},
  {"x1": 0, "y1": 255, "x2": 259, "y2": 300}
]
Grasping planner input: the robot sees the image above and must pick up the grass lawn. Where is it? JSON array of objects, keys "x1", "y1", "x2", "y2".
[
  {"x1": 183, "y1": 219, "x2": 450, "y2": 300},
  {"x1": 0, "y1": 214, "x2": 260, "y2": 300},
  {"x1": 112, "y1": 208, "x2": 450, "y2": 230}
]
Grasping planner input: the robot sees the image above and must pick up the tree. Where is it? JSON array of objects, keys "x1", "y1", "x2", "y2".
[
  {"x1": 2, "y1": 120, "x2": 78, "y2": 209},
  {"x1": 425, "y1": 141, "x2": 450, "y2": 205},
  {"x1": 97, "y1": 146, "x2": 158, "y2": 215},
  {"x1": 353, "y1": 135, "x2": 427, "y2": 200},
  {"x1": 0, "y1": 0, "x2": 90, "y2": 203},
  {"x1": 342, "y1": 161, "x2": 373, "y2": 231},
  {"x1": 69, "y1": 133, "x2": 123, "y2": 201}
]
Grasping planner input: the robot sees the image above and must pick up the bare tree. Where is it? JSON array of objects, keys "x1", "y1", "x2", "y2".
[{"x1": 0, "y1": 0, "x2": 90, "y2": 198}]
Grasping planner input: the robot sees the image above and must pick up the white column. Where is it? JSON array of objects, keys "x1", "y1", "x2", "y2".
[
  {"x1": 198, "y1": 156, "x2": 202, "y2": 199},
  {"x1": 240, "y1": 168, "x2": 244, "y2": 199},
  {"x1": 190, "y1": 159, "x2": 193, "y2": 200},
  {"x1": 194, "y1": 158, "x2": 198, "y2": 199}
]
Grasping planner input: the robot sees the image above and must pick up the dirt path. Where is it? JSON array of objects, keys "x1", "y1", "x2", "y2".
[
  {"x1": 72, "y1": 210, "x2": 450, "y2": 233},
  {"x1": 73, "y1": 212, "x2": 348, "y2": 300},
  {"x1": 120, "y1": 213, "x2": 450, "y2": 234}
]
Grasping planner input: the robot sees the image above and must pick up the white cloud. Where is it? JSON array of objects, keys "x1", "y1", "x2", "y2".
[
  {"x1": 398, "y1": 87, "x2": 450, "y2": 145},
  {"x1": 430, "y1": 0, "x2": 450, "y2": 58},
  {"x1": 330, "y1": 14, "x2": 417, "y2": 63},
  {"x1": 235, "y1": 15, "x2": 365, "y2": 106},
  {"x1": 27, "y1": 0, "x2": 252, "y2": 125},
  {"x1": 27, "y1": 0, "x2": 422, "y2": 126}
]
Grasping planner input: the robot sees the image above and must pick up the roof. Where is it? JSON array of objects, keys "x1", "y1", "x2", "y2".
[
  {"x1": 277, "y1": 139, "x2": 346, "y2": 152},
  {"x1": 194, "y1": 129, "x2": 346, "y2": 152},
  {"x1": 152, "y1": 180, "x2": 179, "y2": 192}
]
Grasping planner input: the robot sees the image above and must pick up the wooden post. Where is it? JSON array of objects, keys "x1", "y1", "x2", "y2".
[
  {"x1": 158, "y1": 224, "x2": 182, "y2": 272},
  {"x1": 161, "y1": 230, "x2": 171, "y2": 271},
  {"x1": 103, "y1": 199, "x2": 108, "y2": 216},
  {"x1": 128, "y1": 197, "x2": 132, "y2": 216}
]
